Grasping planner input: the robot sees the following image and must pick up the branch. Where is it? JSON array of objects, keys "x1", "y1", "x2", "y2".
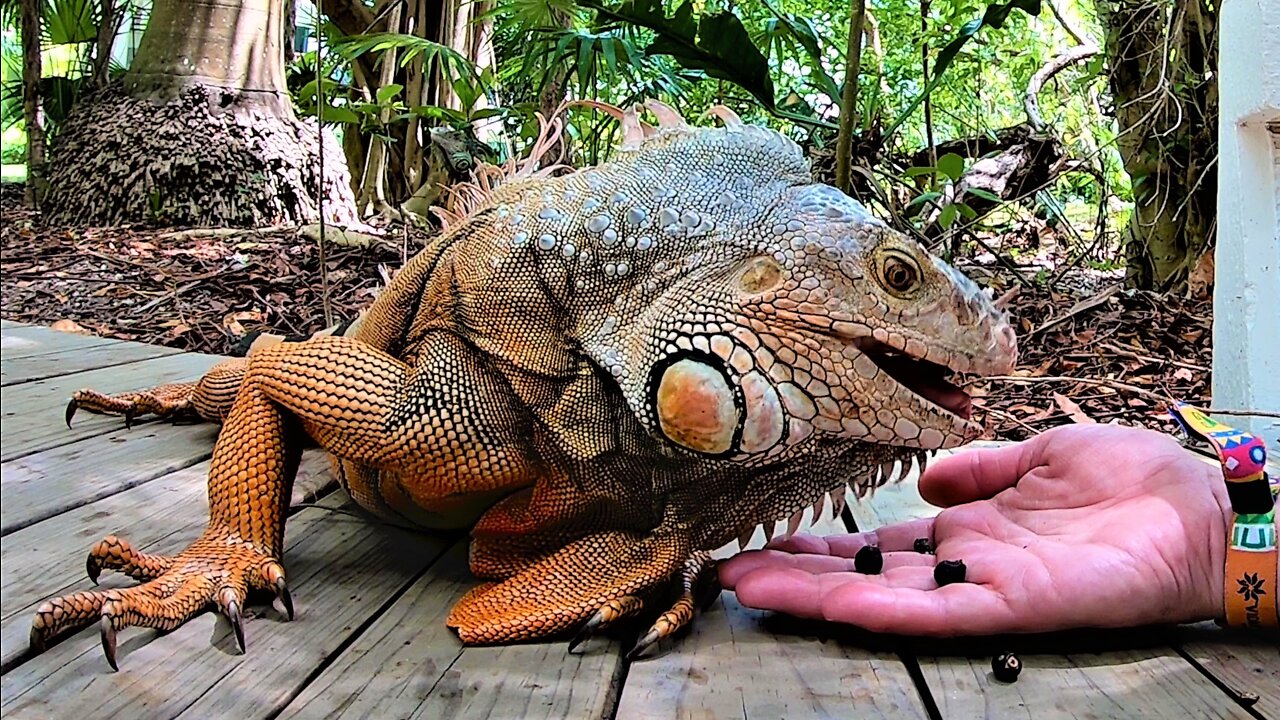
[
  {"x1": 1025, "y1": 0, "x2": 1099, "y2": 131},
  {"x1": 834, "y1": 0, "x2": 867, "y2": 194},
  {"x1": 1024, "y1": 44, "x2": 1099, "y2": 130},
  {"x1": 318, "y1": 0, "x2": 378, "y2": 35}
]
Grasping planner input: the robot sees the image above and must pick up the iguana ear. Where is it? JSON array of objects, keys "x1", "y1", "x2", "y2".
[{"x1": 650, "y1": 354, "x2": 742, "y2": 456}]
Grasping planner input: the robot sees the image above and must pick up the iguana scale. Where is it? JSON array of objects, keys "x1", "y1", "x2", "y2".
[{"x1": 29, "y1": 102, "x2": 1018, "y2": 668}]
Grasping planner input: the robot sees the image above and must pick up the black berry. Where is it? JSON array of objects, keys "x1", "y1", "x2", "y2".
[
  {"x1": 913, "y1": 538, "x2": 934, "y2": 554},
  {"x1": 854, "y1": 545, "x2": 883, "y2": 574},
  {"x1": 992, "y1": 652, "x2": 1021, "y2": 682},
  {"x1": 933, "y1": 559, "x2": 967, "y2": 586}
]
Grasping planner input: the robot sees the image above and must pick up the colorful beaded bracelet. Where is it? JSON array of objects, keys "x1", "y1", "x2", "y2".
[{"x1": 1168, "y1": 403, "x2": 1278, "y2": 629}]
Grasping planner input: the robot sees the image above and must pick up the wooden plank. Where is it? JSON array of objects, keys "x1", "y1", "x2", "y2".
[
  {"x1": 0, "y1": 493, "x2": 450, "y2": 720},
  {"x1": 277, "y1": 542, "x2": 626, "y2": 720},
  {"x1": 615, "y1": 506, "x2": 930, "y2": 719},
  {"x1": 845, "y1": 446, "x2": 1255, "y2": 720},
  {"x1": 0, "y1": 351, "x2": 224, "y2": 462},
  {"x1": 1, "y1": 324, "x2": 121, "y2": 359},
  {"x1": 0, "y1": 449, "x2": 336, "y2": 671},
  {"x1": 1, "y1": 340, "x2": 180, "y2": 386},
  {"x1": 0, "y1": 421, "x2": 219, "y2": 535},
  {"x1": 920, "y1": 646, "x2": 1254, "y2": 719},
  {"x1": 1176, "y1": 623, "x2": 1280, "y2": 718}
]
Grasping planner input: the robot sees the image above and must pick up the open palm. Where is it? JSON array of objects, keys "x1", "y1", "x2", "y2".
[{"x1": 719, "y1": 424, "x2": 1231, "y2": 636}]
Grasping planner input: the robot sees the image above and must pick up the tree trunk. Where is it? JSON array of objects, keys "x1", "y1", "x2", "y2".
[
  {"x1": 834, "y1": 0, "x2": 866, "y2": 195},
  {"x1": 20, "y1": 0, "x2": 46, "y2": 207},
  {"x1": 42, "y1": 0, "x2": 358, "y2": 228},
  {"x1": 1096, "y1": 0, "x2": 1217, "y2": 291},
  {"x1": 93, "y1": 0, "x2": 118, "y2": 87}
]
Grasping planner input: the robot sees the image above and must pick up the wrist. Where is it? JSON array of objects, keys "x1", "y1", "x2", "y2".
[{"x1": 1209, "y1": 474, "x2": 1234, "y2": 621}]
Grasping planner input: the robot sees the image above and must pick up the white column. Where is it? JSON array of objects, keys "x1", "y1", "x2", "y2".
[{"x1": 1214, "y1": 0, "x2": 1280, "y2": 447}]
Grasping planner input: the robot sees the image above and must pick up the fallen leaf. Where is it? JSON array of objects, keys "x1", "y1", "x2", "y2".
[{"x1": 1053, "y1": 392, "x2": 1096, "y2": 424}]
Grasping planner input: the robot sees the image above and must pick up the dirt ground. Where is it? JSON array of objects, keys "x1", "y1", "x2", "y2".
[{"x1": 1, "y1": 184, "x2": 1215, "y2": 442}]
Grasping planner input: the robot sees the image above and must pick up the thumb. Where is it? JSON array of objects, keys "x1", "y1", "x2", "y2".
[{"x1": 919, "y1": 439, "x2": 1041, "y2": 507}]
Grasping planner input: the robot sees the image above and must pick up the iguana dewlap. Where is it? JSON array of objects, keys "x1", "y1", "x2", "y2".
[{"x1": 30, "y1": 102, "x2": 1017, "y2": 668}]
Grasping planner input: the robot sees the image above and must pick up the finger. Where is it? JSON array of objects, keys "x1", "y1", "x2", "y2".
[
  {"x1": 730, "y1": 567, "x2": 937, "y2": 617},
  {"x1": 719, "y1": 550, "x2": 799, "y2": 589},
  {"x1": 761, "y1": 533, "x2": 834, "y2": 555},
  {"x1": 734, "y1": 569, "x2": 1016, "y2": 636},
  {"x1": 919, "y1": 441, "x2": 1042, "y2": 507},
  {"x1": 845, "y1": 518, "x2": 935, "y2": 554}
]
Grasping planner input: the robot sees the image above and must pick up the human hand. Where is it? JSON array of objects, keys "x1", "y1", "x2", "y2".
[{"x1": 719, "y1": 424, "x2": 1233, "y2": 636}]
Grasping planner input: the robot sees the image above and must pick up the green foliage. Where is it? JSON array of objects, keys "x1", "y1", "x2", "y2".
[
  {"x1": 883, "y1": 0, "x2": 1042, "y2": 139},
  {"x1": 330, "y1": 32, "x2": 482, "y2": 86},
  {"x1": 582, "y1": 0, "x2": 775, "y2": 110}
]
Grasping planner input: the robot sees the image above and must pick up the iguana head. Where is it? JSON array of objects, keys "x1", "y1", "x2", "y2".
[{"x1": 560, "y1": 102, "x2": 1017, "y2": 463}]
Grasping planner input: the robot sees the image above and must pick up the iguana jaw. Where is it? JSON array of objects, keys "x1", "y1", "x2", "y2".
[{"x1": 852, "y1": 336, "x2": 975, "y2": 419}]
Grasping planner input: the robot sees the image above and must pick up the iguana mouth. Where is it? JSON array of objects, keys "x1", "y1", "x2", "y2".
[{"x1": 853, "y1": 338, "x2": 973, "y2": 419}]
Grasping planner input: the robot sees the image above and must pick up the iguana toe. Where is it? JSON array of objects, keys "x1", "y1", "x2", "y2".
[
  {"x1": 86, "y1": 534, "x2": 175, "y2": 584},
  {"x1": 626, "y1": 552, "x2": 718, "y2": 661},
  {"x1": 66, "y1": 384, "x2": 198, "y2": 426},
  {"x1": 567, "y1": 595, "x2": 644, "y2": 654}
]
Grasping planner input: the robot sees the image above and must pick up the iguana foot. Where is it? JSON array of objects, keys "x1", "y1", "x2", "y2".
[
  {"x1": 65, "y1": 357, "x2": 249, "y2": 427},
  {"x1": 30, "y1": 530, "x2": 292, "y2": 670},
  {"x1": 627, "y1": 551, "x2": 719, "y2": 660},
  {"x1": 447, "y1": 530, "x2": 690, "y2": 649},
  {"x1": 566, "y1": 551, "x2": 721, "y2": 658},
  {"x1": 66, "y1": 383, "x2": 199, "y2": 427}
]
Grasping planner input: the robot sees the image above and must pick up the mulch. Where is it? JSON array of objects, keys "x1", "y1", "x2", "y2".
[{"x1": 0, "y1": 185, "x2": 1215, "y2": 442}]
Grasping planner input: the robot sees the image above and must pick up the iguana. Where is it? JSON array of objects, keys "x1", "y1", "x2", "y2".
[{"x1": 29, "y1": 102, "x2": 1018, "y2": 669}]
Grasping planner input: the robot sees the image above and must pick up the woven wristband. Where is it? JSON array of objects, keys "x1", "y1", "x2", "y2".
[{"x1": 1167, "y1": 403, "x2": 1279, "y2": 629}]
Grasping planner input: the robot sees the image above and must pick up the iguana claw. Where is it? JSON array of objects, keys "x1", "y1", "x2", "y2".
[
  {"x1": 101, "y1": 615, "x2": 119, "y2": 671},
  {"x1": 567, "y1": 595, "x2": 643, "y2": 654},
  {"x1": 626, "y1": 628, "x2": 661, "y2": 661},
  {"x1": 220, "y1": 596, "x2": 246, "y2": 654},
  {"x1": 275, "y1": 576, "x2": 295, "y2": 621}
]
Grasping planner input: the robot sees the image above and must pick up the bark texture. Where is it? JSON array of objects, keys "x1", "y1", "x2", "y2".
[
  {"x1": 42, "y1": 0, "x2": 357, "y2": 227},
  {"x1": 1097, "y1": 0, "x2": 1217, "y2": 291}
]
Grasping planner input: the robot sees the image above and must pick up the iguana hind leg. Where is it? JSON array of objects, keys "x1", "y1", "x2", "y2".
[
  {"x1": 67, "y1": 357, "x2": 247, "y2": 425},
  {"x1": 32, "y1": 334, "x2": 539, "y2": 668},
  {"x1": 32, "y1": 369, "x2": 302, "y2": 668},
  {"x1": 31, "y1": 337, "x2": 413, "y2": 668}
]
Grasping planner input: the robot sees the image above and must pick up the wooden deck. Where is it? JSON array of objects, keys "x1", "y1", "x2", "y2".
[{"x1": 0, "y1": 320, "x2": 1275, "y2": 719}]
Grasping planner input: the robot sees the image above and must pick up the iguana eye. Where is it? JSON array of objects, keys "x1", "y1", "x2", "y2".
[{"x1": 882, "y1": 255, "x2": 919, "y2": 294}]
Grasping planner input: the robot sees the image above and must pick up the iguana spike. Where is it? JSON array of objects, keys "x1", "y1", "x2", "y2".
[
  {"x1": 621, "y1": 104, "x2": 648, "y2": 149},
  {"x1": 785, "y1": 509, "x2": 804, "y2": 539},
  {"x1": 706, "y1": 105, "x2": 744, "y2": 129},
  {"x1": 829, "y1": 488, "x2": 847, "y2": 518},
  {"x1": 737, "y1": 526, "x2": 755, "y2": 550},
  {"x1": 645, "y1": 99, "x2": 688, "y2": 129},
  {"x1": 762, "y1": 519, "x2": 776, "y2": 542},
  {"x1": 810, "y1": 493, "x2": 826, "y2": 526}
]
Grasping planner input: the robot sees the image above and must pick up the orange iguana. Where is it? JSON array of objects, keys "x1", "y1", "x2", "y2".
[{"x1": 29, "y1": 102, "x2": 1018, "y2": 669}]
